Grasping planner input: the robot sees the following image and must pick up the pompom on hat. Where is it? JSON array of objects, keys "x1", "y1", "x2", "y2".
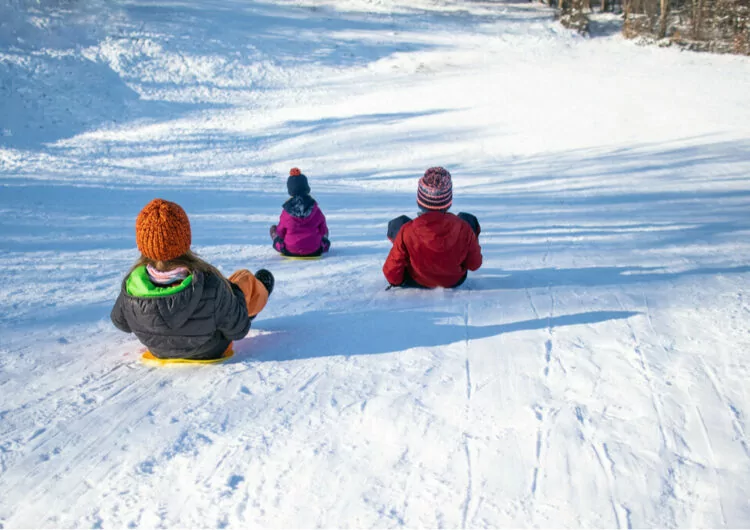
[
  {"x1": 135, "y1": 199, "x2": 192, "y2": 262},
  {"x1": 417, "y1": 166, "x2": 453, "y2": 211},
  {"x1": 287, "y1": 167, "x2": 311, "y2": 197}
]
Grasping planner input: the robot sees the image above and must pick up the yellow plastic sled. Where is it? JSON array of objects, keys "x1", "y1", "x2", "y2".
[
  {"x1": 283, "y1": 255, "x2": 321, "y2": 261},
  {"x1": 141, "y1": 346, "x2": 234, "y2": 365}
]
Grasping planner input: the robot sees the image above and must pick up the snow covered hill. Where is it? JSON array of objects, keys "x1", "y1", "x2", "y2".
[{"x1": 1, "y1": 0, "x2": 750, "y2": 527}]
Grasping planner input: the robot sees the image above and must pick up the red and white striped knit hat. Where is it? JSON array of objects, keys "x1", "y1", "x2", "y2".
[{"x1": 417, "y1": 167, "x2": 453, "y2": 211}]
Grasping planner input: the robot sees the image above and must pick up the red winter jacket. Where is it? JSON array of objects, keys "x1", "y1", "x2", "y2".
[{"x1": 383, "y1": 211, "x2": 482, "y2": 288}]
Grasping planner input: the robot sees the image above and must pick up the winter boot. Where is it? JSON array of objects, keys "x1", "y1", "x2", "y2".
[{"x1": 255, "y1": 269, "x2": 275, "y2": 296}]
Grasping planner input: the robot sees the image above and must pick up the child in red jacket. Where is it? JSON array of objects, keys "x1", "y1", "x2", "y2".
[{"x1": 383, "y1": 167, "x2": 482, "y2": 288}]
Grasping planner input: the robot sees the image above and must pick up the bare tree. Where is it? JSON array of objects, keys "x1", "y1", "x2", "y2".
[
  {"x1": 658, "y1": 0, "x2": 670, "y2": 37},
  {"x1": 692, "y1": 0, "x2": 705, "y2": 39}
]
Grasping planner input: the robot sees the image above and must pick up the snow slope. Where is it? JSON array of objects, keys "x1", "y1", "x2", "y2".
[{"x1": 2, "y1": 0, "x2": 750, "y2": 527}]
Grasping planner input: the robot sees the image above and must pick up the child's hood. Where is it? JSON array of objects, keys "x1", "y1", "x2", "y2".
[
  {"x1": 123, "y1": 266, "x2": 205, "y2": 330},
  {"x1": 283, "y1": 195, "x2": 317, "y2": 218}
]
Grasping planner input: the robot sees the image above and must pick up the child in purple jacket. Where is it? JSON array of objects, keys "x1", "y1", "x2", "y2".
[{"x1": 270, "y1": 168, "x2": 330, "y2": 257}]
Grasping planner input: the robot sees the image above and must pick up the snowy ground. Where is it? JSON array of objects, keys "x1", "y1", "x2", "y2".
[{"x1": 2, "y1": 0, "x2": 750, "y2": 527}]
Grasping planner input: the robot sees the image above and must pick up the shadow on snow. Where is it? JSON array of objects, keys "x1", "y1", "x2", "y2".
[{"x1": 234, "y1": 309, "x2": 640, "y2": 361}]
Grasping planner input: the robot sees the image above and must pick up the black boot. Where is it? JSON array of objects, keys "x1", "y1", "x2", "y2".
[{"x1": 255, "y1": 269, "x2": 274, "y2": 296}]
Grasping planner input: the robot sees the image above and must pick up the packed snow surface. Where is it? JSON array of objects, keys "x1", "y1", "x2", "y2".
[{"x1": 1, "y1": 0, "x2": 750, "y2": 527}]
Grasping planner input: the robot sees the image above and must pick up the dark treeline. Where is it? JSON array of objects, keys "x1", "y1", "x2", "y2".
[{"x1": 538, "y1": 0, "x2": 750, "y2": 55}]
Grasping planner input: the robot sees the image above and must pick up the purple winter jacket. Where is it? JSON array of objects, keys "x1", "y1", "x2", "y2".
[{"x1": 274, "y1": 196, "x2": 330, "y2": 256}]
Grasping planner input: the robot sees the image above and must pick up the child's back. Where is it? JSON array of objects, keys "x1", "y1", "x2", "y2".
[
  {"x1": 271, "y1": 168, "x2": 330, "y2": 257},
  {"x1": 383, "y1": 167, "x2": 482, "y2": 289},
  {"x1": 385, "y1": 211, "x2": 481, "y2": 288},
  {"x1": 111, "y1": 199, "x2": 273, "y2": 360},
  {"x1": 112, "y1": 264, "x2": 250, "y2": 359}
]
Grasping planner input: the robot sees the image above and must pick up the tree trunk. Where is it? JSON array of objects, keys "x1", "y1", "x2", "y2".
[
  {"x1": 658, "y1": 0, "x2": 669, "y2": 37},
  {"x1": 692, "y1": 0, "x2": 704, "y2": 39},
  {"x1": 601, "y1": 0, "x2": 608, "y2": 12}
]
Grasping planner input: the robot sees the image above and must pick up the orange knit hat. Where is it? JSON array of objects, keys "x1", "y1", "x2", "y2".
[{"x1": 135, "y1": 199, "x2": 192, "y2": 261}]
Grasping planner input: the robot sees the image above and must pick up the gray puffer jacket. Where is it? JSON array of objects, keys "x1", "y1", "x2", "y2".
[{"x1": 111, "y1": 268, "x2": 250, "y2": 360}]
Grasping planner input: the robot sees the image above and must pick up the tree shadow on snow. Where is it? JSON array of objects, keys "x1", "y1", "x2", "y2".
[
  {"x1": 1, "y1": 0, "x2": 455, "y2": 149},
  {"x1": 232, "y1": 308, "x2": 639, "y2": 361},
  {"x1": 0, "y1": 178, "x2": 406, "y2": 254}
]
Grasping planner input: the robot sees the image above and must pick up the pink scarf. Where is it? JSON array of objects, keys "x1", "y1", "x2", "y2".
[{"x1": 146, "y1": 264, "x2": 190, "y2": 286}]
